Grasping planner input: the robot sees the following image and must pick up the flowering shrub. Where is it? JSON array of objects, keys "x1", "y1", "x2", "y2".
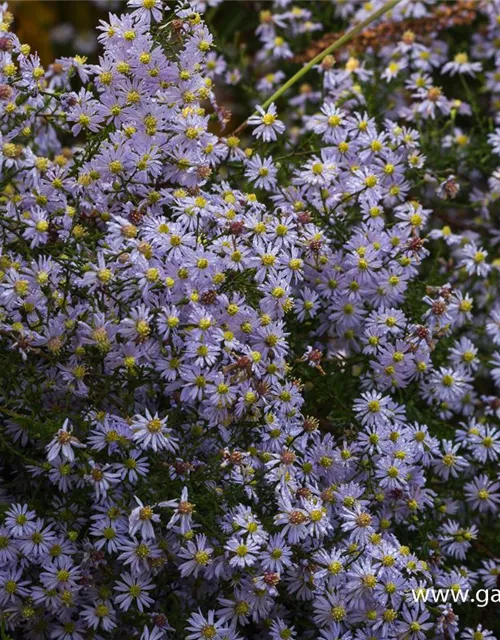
[{"x1": 0, "y1": 0, "x2": 500, "y2": 639}]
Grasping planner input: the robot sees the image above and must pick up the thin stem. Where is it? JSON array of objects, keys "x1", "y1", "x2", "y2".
[{"x1": 230, "y1": 0, "x2": 402, "y2": 136}]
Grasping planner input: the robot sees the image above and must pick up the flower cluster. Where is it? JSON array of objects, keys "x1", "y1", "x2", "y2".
[{"x1": 0, "y1": 0, "x2": 500, "y2": 639}]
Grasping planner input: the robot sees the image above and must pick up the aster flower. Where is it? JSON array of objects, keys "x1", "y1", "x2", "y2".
[
  {"x1": 340, "y1": 504, "x2": 377, "y2": 545},
  {"x1": 128, "y1": 0, "x2": 163, "y2": 24},
  {"x1": 0, "y1": 527, "x2": 18, "y2": 565},
  {"x1": 428, "y1": 367, "x2": 472, "y2": 403},
  {"x1": 433, "y1": 441, "x2": 469, "y2": 480},
  {"x1": 131, "y1": 411, "x2": 178, "y2": 453},
  {"x1": 116, "y1": 450, "x2": 150, "y2": 484},
  {"x1": 440, "y1": 520, "x2": 478, "y2": 559},
  {"x1": 118, "y1": 537, "x2": 163, "y2": 575},
  {"x1": 461, "y1": 626, "x2": 497, "y2": 640},
  {"x1": 464, "y1": 475, "x2": 500, "y2": 513},
  {"x1": 0, "y1": 568, "x2": 31, "y2": 606},
  {"x1": 39, "y1": 557, "x2": 81, "y2": 591},
  {"x1": 469, "y1": 425, "x2": 500, "y2": 463},
  {"x1": 248, "y1": 103, "x2": 285, "y2": 142},
  {"x1": 224, "y1": 536, "x2": 260, "y2": 568},
  {"x1": 459, "y1": 244, "x2": 491, "y2": 277},
  {"x1": 269, "y1": 619, "x2": 296, "y2": 640},
  {"x1": 375, "y1": 457, "x2": 408, "y2": 490},
  {"x1": 46, "y1": 419, "x2": 86, "y2": 463},
  {"x1": 353, "y1": 391, "x2": 391, "y2": 427},
  {"x1": 90, "y1": 518, "x2": 128, "y2": 553},
  {"x1": 22, "y1": 207, "x2": 50, "y2": 248},
  {"x1": 486, "y1": 310, "x2": 500, "y2": 345},
  {"x1": 159, "y1": 487, "x2": 194, "y2": 534},
  {"x1": 129, "y1": 496, "x2": 160, "y2": 540},
  {"x1": 442, "y1": 52, "x2": 482, "y2": 76},
  {"x1": 85, "y1": 462, "x2": 122, "y2": 500},
  {"x1": 18, "y1": 518, "x2": 57, "y2": 559},
  {"x1": 50, "y1": 620, "x2": 87, "y2": 640},
  {"x1": 273, "y1": 496, "x2": 309, "y2": 544},
  {"x1": 80, "y1": 600, "x2": 117, "y2": 631},
  {"x1": 260, "y1": 533, "x2": 292, "y2": 572},
  {"x1": 178, "y1": 534, "x2": 213, "y2": 577},
  {"x1": 245, "y1": 155, "x2": 278, "y2": 190},
  {"x1": 395, "y1": 607, "x2": 432, "y2": 639},
  {"x1": 67, "y1": 90, "x2": 106, "y2": 135},
  {"x1": 477, "y1": 559, "x2": 500, "y2": 589},
  {"x1": 217, "y1": 590, "x2": 253, "y2": 627},
  {"x1": 185, "y1": 610, "x2": 225, "y2": 640},
  {"x1": 114, "y1": 572, "x2": 155, "y2": 612},
  {"x1": 312, "y1": 590, "x2": 348, "y2": 632},
  {"x1": 4, "y1": 503, "x2": 37, "y2": 537}
]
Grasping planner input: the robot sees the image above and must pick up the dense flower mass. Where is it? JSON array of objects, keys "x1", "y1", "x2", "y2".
[{"x1": 0, "y1": 0, "x2": 500, "y2": 638}]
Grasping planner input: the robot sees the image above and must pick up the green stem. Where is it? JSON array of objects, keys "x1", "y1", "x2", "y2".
[
  {"x1": 230, "y1": 0, "x2": 402, "y2": 135},
  {"x1": 262, "y1": 0, "x2": 402, "y2": 109}
]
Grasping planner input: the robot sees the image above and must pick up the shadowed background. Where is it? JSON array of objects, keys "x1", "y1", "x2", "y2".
[{"x1": 9, "y1": 0, "x2": 122, "y2": 64}]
